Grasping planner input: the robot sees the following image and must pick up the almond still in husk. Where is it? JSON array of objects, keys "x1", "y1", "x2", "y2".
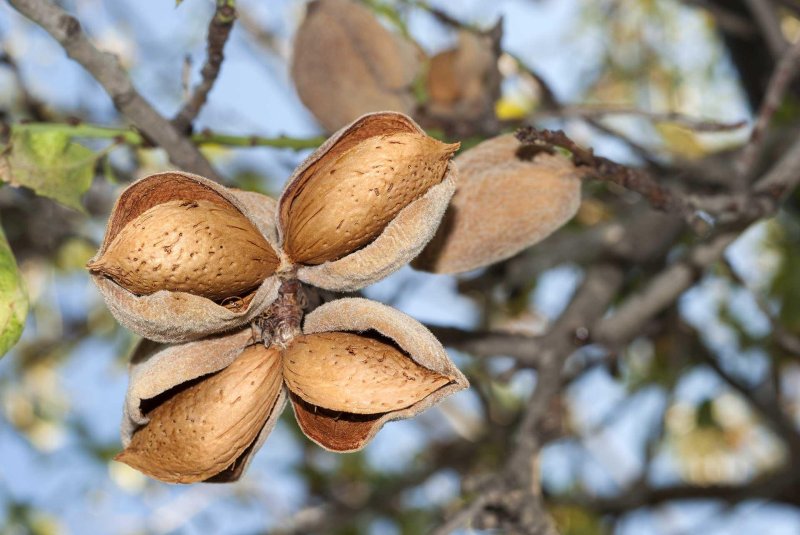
[
  {"x1": 117, "y1": 299, "x2": 468, "y2": 482},
  {"x1": 87, "y1": 172, "x2": 283, "y2": 343},
  {"x1": 291, "y1": 0, "x2": 421, "y2": 132},
  {"x1": 415, "y1": 133, "x2": 582, "y2": 274},
  {"x1": 88, "y1": 199, "x2": 278, "y2": 300}
]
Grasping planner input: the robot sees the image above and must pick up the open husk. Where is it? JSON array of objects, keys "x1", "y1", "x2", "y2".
[
  {"x1": 120, "y1": 331, "x2": 287, "y2": 483},
  {"x1": 88, "y1": 172, "x2": 281, "y2": 343},
  {"x1": 414, "y1": 134, "x2": 582, "y2": 274},
  {"x1": 290, "y1": 298, "x2": 468, "y2": 452},
  {"x1": 280, "y1": 112, "x2": 458, "y2": 291},
  {"x1": 291, "y1": 0, "x2": 421, "y2": 132}
]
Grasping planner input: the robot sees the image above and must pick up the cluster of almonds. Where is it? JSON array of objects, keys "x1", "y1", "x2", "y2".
[{"x1": 88, "y1": 112, "x2": 582, "y2": 484}]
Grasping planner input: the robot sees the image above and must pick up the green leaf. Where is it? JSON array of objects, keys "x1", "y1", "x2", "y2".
[
  {"x1": 0, "y1": 129, "x2": 97, "y2": 212},
  {"x1": 0, "y1": 225, "x2": 27, "y2": 358}
]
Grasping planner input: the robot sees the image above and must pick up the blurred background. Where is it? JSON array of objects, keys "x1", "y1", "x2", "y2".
[{"x1": 2, "y1": 0, "x2": 800, "y2": 533}]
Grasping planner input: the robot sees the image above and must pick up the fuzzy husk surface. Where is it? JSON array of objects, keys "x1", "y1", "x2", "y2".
[{"x1": 415, "y1": 134, "x2": 582, "y2": 274}]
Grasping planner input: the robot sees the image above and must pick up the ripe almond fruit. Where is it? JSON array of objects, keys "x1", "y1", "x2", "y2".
[
  {"x1": 282, "y1": 331, "x2": 451, "y2": 414},
  {"x1": 116, "y1": 344, "x2": 283, "y2": 484},
  {"x1": 414, "y1": 134, "x2": 582, "y2": 274},
  {"x1": 88, "y1": 199, "x2": 279, "y2": 301},
  {"x1": 282, "y1": 132, "x2": 459, "y2": 265},
  {"x1": 291, "y1": 0, "x2": 421, "y2": 132}
]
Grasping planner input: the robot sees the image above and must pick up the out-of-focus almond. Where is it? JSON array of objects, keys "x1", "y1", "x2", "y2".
[
  {"x1": 282, "y1": 132, "x2": 459, "y2": 265},
  {"x1": 291, "y1": 0, "x2": 421, "y2": 132},
  {"x1": 282, "y1": 331, "x2": 451, "y2": 414},
  {"x1": 88, "y1": 199, "x2": 279, "y2": 300},
  {"x1": 414, "y1": 134, "x2": 582, "y2": 274},
  {"x1": 115, "y1": 344, "x2": 283, "y2": 484}
]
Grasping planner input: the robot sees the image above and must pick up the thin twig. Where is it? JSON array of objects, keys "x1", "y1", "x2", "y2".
[
  {"x1": 736, "y1": 37, "x2": 800, "y2": 177},
  {"x1": 172, "y1": 0, "x2": 237, "y2": 133},
  {"x1": 516, "y1": 127, "x2": 690, "y2": 214},
  {"x1": 536, "y1": 106, "x2": 746, "y2": 133}
]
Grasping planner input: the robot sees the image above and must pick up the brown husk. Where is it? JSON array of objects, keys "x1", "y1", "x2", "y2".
[{"x1": 120, "y1": 331, "x2": 287, "y2": 483}]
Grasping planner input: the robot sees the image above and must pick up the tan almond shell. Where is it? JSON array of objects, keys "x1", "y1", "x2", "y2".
[
  {"x1": 414, "y1": 134, "x2": 583, "y2": 274},
  {"x1": 120, "y1": 331, "x2": 288, "y2": 483},
  {"x1": 282, "y1": 132, "x2": 458, "y2": 265},
  {"x1": 88, "y1": 172, "x2": 281, "y2": 343},
  {"x1": 291, "y1": 297, "x2": 468, "y2": 452},
  {"x1": 279, "y1": 112, "x2": 458, "y2": 291},
  {"x1": 283, "y1": 332, "x2": 451, "y2": 414},
  {"x1": 291, "y1": 0, "x2": 420, "y2": 132},
  {"x1": 87, "y1": 199, "x2": 278, "y2": 300},
  {"x1": 117, "y1": 344, "x2": 284, "y2": 484}
]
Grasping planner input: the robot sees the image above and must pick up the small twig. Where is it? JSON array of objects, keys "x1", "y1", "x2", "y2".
[
  {"x1": 431, "y1": 491, "x2": 499, "y2": 535},
  {"x1": 516, "y1": 126, "x2": 689, "y2": 214},
  {"x1": 723, "y1": 257, "x2": 800, "y2": 357},
  {"x1": 536, "y1": 106, "x2": 747, "y2": 133},
  {"x1": 743, "y1": 0, "x2": 787, "y2": 59},
  {"x1": 172, "y1": 0, "x2": 237, "y2": 133},
  {"x1": 8, "y1": 122, "x2": 324, "y2": 151},
  {"x1": 736, "y1": 37, "x2": 800, "y2": 178}
]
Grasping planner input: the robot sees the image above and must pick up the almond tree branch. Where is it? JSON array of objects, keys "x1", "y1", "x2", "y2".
[
  {"x1": 736, "y1": 36, "x2": 800, "y2": 177},
  {"x1": 172, "y1": 0, "x2": 237, "y2": 133},
  {"x1": 7, "y1": 0, "x2": 222, "y2": 180}
]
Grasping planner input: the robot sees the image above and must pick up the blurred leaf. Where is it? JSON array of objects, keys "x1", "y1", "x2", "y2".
[
  {"x1": 0, "y1": 225, "x2": 27, "y2": 359},
  {"x1": 655, "y1": 123, "x2": 707, "y2": 160},
  {"x1": 0, "y1": 129, "x2": 96, "y2": 212},
  {"x1": 551, "y1": 504, "x2": 609, "y2": 535}
]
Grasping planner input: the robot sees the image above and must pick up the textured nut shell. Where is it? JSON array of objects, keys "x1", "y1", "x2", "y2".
[
  {"x1": 291, "y1": 0, "x2": 420, "y2": 132},
  {"x1": 226, "y1": 189, "x2": 280, "y2": 250},
  {"x1": 117, "y1": 344, "x2": 284, "y2": 484},
  {"x1": 297, "y1": 167, "x2": 455, "y2": 291},
  {"x1": 283, "y1": 332, "x2": 451, "y2": 414},
  {"x1": 88, "y1": 199, "x2": 278, "y2": 300},
  {"x1": 426, "y1": 31, "x2": 498, "y2": 121},
  {"x1": 291, "y1": 298, "x2": 468, "y2": 452},
  {"x1": 280, "y1": 112, "x2": 458, "y2": 289},
  {"x1": 414, "y1": 134, "x2": 582, "y2": 274},
  {"x1": 282, "y1": 130, "x2": 458, "y2": 265},
  {"x1": 122, "y1": 332, "x2": 287, "y2": 483},
  {"x1": 88, "y1": 172, "x2": 280, "y2": 343}
]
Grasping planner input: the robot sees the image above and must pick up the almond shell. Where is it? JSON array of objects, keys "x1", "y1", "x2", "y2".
[
  {"x1": 121, "y1": 330, "x2": 287, "y2": 483},
  {"x1": 280, "y1": 112, "x2": 458, "y2": 291},
  {"x1": 89, "y1": 172, "x2": 281, "y2": 343},
  {"x1": 290, "y1": 297, "x2": 468, "y2": 452}
]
